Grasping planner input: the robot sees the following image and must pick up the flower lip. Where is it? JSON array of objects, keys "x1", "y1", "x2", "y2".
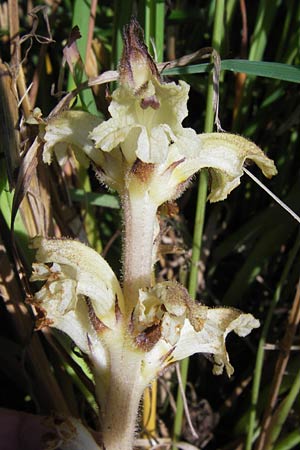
[{"x1": 140, "y1": 95, "x2": 160, "y2": 110}]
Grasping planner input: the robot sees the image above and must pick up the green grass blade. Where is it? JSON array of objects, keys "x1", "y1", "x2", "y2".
[
  {"x1": 273, "y1": 429, "x2": 300, "y2": 450},
  {"x1": 70, "y1": 189, "x2": 120, "y2": 209},
  {"x1": 222, "y1": 60, "x2": 300, "y2": 83},
  {"x1": 0, "y1": 160, "x2": 30, "y2": 255},
  {"x1": 275, "y1": 0, "x2": 296, "y2": 61},
  {"x1": 164, "y1": 60, "x2": 300, "y2": 83},
  {"x1": 154, "y1": 1, "x2": 165, "y2": 62},
  {"x1": 139, "y1": 0, "x2": 165, "y2": 62},
  {"x1": 265, "y1": 368, "x2": 300, "y2": 450},
  {"x1": 112, "y1": 0, "x2": 133, "y2": 68},
  {"x1": 248, "y1": 0, "x2": 281, "y2": 62},
  {"x1": 142, "y1": 0, "x2": 152, "y2": 49},
  {"x1": 68, "y1": 0, "x2": 98, "y2": 115},
  {"x1": 67, "y1": 0, "x2": 108, "y2": 252}
]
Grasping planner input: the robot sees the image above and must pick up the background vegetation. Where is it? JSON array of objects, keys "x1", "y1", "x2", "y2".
[{"x1": 0, "y1": 1, "x2": 300, "y2": 449}]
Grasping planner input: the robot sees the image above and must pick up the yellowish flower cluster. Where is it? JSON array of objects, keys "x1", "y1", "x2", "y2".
[{"x1": 31, "y1": 18, "x2": 277, "y2": 450}]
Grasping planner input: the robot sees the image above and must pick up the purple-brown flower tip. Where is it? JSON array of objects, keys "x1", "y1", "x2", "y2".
[{"x1": 119, "y1": 17, "x2": 160, "y2": 104}]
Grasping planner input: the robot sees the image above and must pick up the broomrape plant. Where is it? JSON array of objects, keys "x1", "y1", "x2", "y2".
[{"x1": 30, "y1": 19, "x2": 277, "y2": 450}]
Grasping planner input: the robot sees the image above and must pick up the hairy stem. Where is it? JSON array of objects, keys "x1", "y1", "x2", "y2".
[
  {"x1": 99, "y1": 329, "x2": 145, "y2": 450},
  {"x1": 122, "y1": 187, "x2": 158, "y2": 314},
  {"x1": 96, "y1": 187, "x2": 158, "y2": 449}
]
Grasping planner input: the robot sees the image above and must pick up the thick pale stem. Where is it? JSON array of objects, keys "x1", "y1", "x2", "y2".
[
  {"x1": 97, "y1": 185, "x2": 158, "y2": 449},
  {"x1": 99, "y1": 330, "x2": 145, "y2": 450},
  {"x1": 122, "y1": 188, "x2": 158, "y2": 313}
]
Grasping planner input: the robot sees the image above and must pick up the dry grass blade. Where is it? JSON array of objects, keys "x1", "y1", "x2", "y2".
[
  {"x1": 19, "y1": 163, "x2": 53, "y2": 238},
  {"x1": 19, "y1": 5, "x2": 55, "y2": 57},
  {"x1": 157, "y1": 47, "x2": 222, "y2": 130},
  {"x1": 63, "y1": 26, "x2": 85, "y2": 77},
  {"x1": 86, "y1": 0, "x2": 97, "y2": 62},
  {"x1": 8, "y1": 0, "x2": 20, "y2": 68},
  {"x1": 9, "y1": 132, "x2": 52, "y2": 238},
  {"x1": 157, "y1": 47, "x2": 215, "y2": 69},
  {"x1": 48, "y1": 69, "x2": 118, "y2": 118},
  {"x1": 244, "y1": 168, "x2": 300, "y2": 225},
  {"x1": 26, "y1": 6, "x2": 54, "y2": 44},
  {"x1": 232, "y1": 0, "x2": 248, "y2": 121},
  {"x1": 11, "y1": 137, "x2": 40, "y2": 232},
  {"x1": 175, "y1": 363, "x2": 198, "y2": 440},
  {"x1": 27, "y1": 2, "x2": 61, "y2": 107},
  {"x1": 0, "y1": 62, "x2": 20, "y2": 188},
  {"x1": 7, "y1": 0, "x2": 31, "y2": 118}
]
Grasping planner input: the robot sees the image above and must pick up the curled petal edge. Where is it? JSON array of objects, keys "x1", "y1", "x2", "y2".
[
  {"x1": 30, "y1": 237, "x2": 125, "y2": 328},
  {"x1": 171, "y1": 133, "x2": 277, "y2": 203}
]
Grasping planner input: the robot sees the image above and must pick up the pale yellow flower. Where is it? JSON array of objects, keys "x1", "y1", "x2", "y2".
[
  {"x1": 32, "y1": 18, "x2": 273, "y2": 450},
  {"x1": 43, "y1": 68, "x2": 276, "y2": 205},
  {"x1": 134, "y1": 282, "x2": 259, "y2": 381},
  {"x1": 31, "y1": 239, "x2": 259, "y2": 384},
  {"x1": 31, "y1": 236, "x2": 124, "y2": 326}
]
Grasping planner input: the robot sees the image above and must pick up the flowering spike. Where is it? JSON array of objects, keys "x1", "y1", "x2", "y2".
[{"x1": 32, "y1": 18, "x2": 278, "y2": 450}]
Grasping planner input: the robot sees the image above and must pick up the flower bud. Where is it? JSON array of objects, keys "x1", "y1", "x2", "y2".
[{"x1": 119, "y1": 17, "x2": 160, "y2": 109}]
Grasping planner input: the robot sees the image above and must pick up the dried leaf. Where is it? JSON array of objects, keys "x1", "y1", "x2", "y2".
[
  {"x1": 0, "y1": 62, "x2": 20, "y2": 189},
  {"x1": 11, "y1": 137, "x2": 41, "y2": 232}
]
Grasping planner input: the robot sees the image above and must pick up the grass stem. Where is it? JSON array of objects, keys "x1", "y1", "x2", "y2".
[{"x1": 172, "y1": 1, "x2": 225, "y2": 446}]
